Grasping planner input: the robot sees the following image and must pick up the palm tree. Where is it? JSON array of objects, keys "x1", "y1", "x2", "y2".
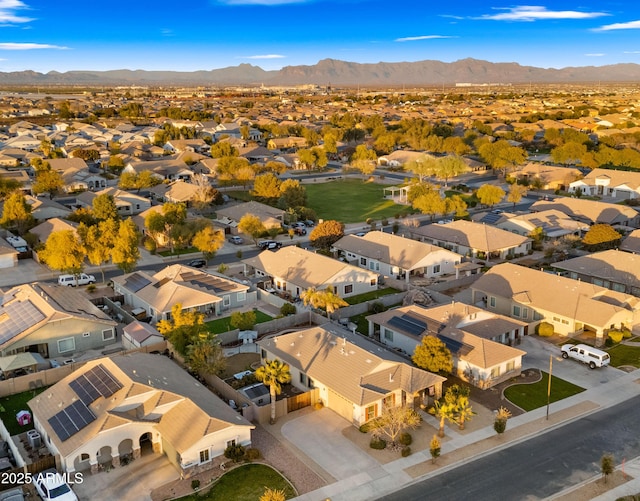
[
  {"x1": 322, "y1": 286, "x2": 348, "y2": 319},
  {"x1": 454, "y1": 395, "x2": 476, "y2": 430},
  {"x1": 255, "y1": 359, "x2": 292, "y2": 424},
  {"x1": 431, "y1": 400, "x2": 457, "y2": 438}
]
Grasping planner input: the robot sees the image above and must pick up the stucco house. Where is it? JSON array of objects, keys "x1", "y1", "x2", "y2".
[
  {"x1": 28, "y1": 353, "x2": 253, "y2": 476},
  {"x1": 242, "y1": 246, "x2": 379, "y2": 299},
  {"x1": 569, "y1": 168, "x2": 640, "y2": 200},
  {"x1": 112, "y1": 264, "x2": 255, "y2": 323},
  {"x1": 410, "y1": 220, "x2": 532, "y2": 261},
  {"x1": 216, "y1": 201, "x2": 286, "y2": 231},
  {"x1": 257, "y1": 324, "x2": 446, "y2": 425},
  {"x1": 76, "y1": 188, "x2": 151, "y2": 216},
  {"x1": 515, "y1": 163, "x2": 582, "y2": 191},
  {"x1": 471, "y1": 262, "x2": 640, "y2": 345},
  {"x1": 366, "y1": 303, "x2": 527, "y2": 389},
  {"x1": 0, "y1": 283, "x2": 117, "y2": 359},
  {"x1": 493, "y1": 209, "x2": 588, "y2": 239},
  {"x1": 0, "y1": 237, "x2": 19, "y2": 268},
  {"x1": 530, "y1": 198, "x2": 640, "y2": 228},
  {"x1": 332, "y1": 231, "x2": 463, "y2": 284}
]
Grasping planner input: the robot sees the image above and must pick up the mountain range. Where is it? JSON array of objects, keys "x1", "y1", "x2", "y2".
[{"x1": 2, "y1": 58, "x2": 640, "y2": 87}]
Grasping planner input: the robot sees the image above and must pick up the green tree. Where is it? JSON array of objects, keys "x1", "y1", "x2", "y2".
[
  {"x1": 144, "y1": 202, "x2": 188, "y2": 252},
  {"x1": 230, "y1": 310, "x2": 257, "y2": 331},
  {"x1": 78, "y1": 219, "x2": 117, "y2": 283},
  {"x1": 413, "y1": 191, "x2": 446, "y2": 221},
  {"x1": 92, "y1": 193, "x2": 119, "y2": 221},
  {"x1": 350, "y1": 145, "x2": 377, "y2": 175},
  {"x1": 192, "y1": 225, "x2": 225, "y2": 262},
  {"x1": 118, "y1": 170, "x2": 162, "y2": 192},
  {"x1": 0, "y1": 178, "x2": 21, "y2": 200},
  {"x1": 210, "y1": 142, "x2": 238, "y2": 158},
  {"x1": 255, "y1": 359, "x2": 292, "y2": 424},
  {"x1": 0, "y1": 191, "x2": 33, "y2": 234},
  {"x1": 601, "y1": 453, "x2": 614, "y2": 483},
  {"x1": 39, "y1": 230, "x2": 85, "y2": 276},
  {"x1": 551, "y1": 142, "x2": 588, "y2": 166},
  {"x1": 507, "y1": 184, "x2": 527, "y2": 207},
  {"x1": 32, "y1": 168, "x2": 64, "y2": 198},
  {"x1": 368, "y1": 405, "x2": 422, "y2": 446},
  {"x1": 278, "y1": 179, "x2": 306, "y2": 209},
  {"x1": 434, "y1": 155, "x2": 468, "y2": 186},
  {"x1": 187, "y1": 337, "x2": 226, "y2": 377},
  {"x1": 582, "y1": 224, "x2": 621, "y2": 251},
  {"x1": 494, "y1": 406, "x2": 512, "y2": 436},
  {"x1": 309, "y1": 220, "x2": 344, "y2": 250},
  {"x1": 252, "y1": 173, "x2": 281, "y2": 201},
  {"x1": 111, "y1": 219, "x2": 140, "y2": 273},
  {"x1": 157, "y1": 303, "x2": 206, "y2": 355},
  {"x1": 404, "y1": 155, "x2": 438, "y2": 183},
  {"x1": 476, "y1": 184, "x2": 505, "y2": 207},
  {"x1": 478, "y1": 140, "x2": 527, "y2": 177},
  {"x1": 238, "y1": 213, "x2": 267, "y2": 245},
  {"x1": 412, "y1": 336, "x2": 453, "y2": 374}
]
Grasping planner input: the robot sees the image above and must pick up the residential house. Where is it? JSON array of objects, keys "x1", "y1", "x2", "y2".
[
  {"x1": 121, "y1": 321, "x2": 165, "y2": 351},
  {"x1": 242, "y1": 246, "x2": 379, "y2": 299},
  {"x1": 569, "y1": 168, "x2": 640, "y2": 199},
  {"x1": 216, "y1": 201, "x2": 285, "y2": 231},
  {"x1": 45, "y1": 158, "x2": 106, "y2": 192},
  {"x1": 410, "y1": 220, "x2": 532, "y2": 261},
  {"x1": 30, "y1": 218, "x2": 79, "y2": 246},
  {"x1": 530, "y1": 198, "x2": 640, "y2": 228},
  {"x1": 76, "y1": 188, "x2": 151, "y2": 216},
  {"x1": 24, "y1": 196, "x2": 72, "y2": 222},
  {"x1": 471, "y1": 262, "x2": 640, "y2": 344},
  {"x1": 333, "y1": 231, "x2": 462, "y2": 284},
  {"x1": 28, "y1": 353, "x2": 254, "y2": 476},
  {"x1": 366, "y1": 303, "x2": 527, "y2": 389},
  {"x1": 551, "y1": 249, "x2": 640, "y2": 297},
  {"x1": 620, "y1": 229, "x2": 640, "y2": 254},
  {"x1": 122, "y1": 159, "x2": 192, "y2": 182},
  {"x1": 163, "y1": 139, "x2": 209, "y2": 155},
  {"x1": 257, "y1": 324, "x2": 446, "y2": 425},
  {"x1": 266, "y1": 137, "x2": 307, "y2": 151},
  {"x1": 0, "y1": 238, "x2": 19, "y2": 268},
  {"x1": 112, "y1": 264, "x2": 255, "y2": 323},
  {"x1": 0, "y1": 283, "x2": 117, "y2": 359},
  {"x1": 493, "y1": 209, "x2": 588, "y2": 239},
  {"x1": 149, "y1": 180, "x2": 200, "y2": 204},
  {"x1": 377, "y1": 150, "x2": 430, "y2": 168},
  {"x1": 515, "y1": 163, "x2": 582, "y2": 190}
]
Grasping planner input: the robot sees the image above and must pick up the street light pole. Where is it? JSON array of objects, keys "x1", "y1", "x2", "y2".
[{"x1": 546, "y1": 354, "x2": 552, "y2": 420}]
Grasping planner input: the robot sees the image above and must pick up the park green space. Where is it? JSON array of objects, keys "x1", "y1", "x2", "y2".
[
  {"x1": 177, "y1": 463, "x2": 296, "y2": 500},
  {"x1": 503, "y1": 371, "x2": 585, "y2": 411}
]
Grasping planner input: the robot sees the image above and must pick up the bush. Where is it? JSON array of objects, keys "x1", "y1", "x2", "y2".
[
  {"x1": 536, "y1": 322, "x2": 554, "y2": 337},
  {"x1": 86, "y1": 284, "x2": 96, "y2": 293},
  {"x1": 401, "y1": 446, "x2": 412, "y2": 457},
  {"x1": 608, "y1": 330, "x2": 624, "y2": 344},
  {"x1": 623, "y1": 329, "x2": 632, "y2": 338},
  {"x1": 143, "y1": 237, "x2": 156, "y2": 253},
  {"x1": 399, "y1": 432, "x2": 412, "y2": 446},
  {"x1": 370, "y1": 437, "x2": 387, "y2": 450},
  {"x1": 224, "y1": 444, "x2": 246, "y2": 462},
  {"x1": 314, "y1": 401, "x2": 324, "y2": 410},
  {"x1": 369, "y1": 301, "x2": 385, "y2": 313},
  {"x1": 359, "y1": 423, "x2": 370, "y2": 433},
  {"x1": 280, "y1": 303, "x2": 296, "y2": 316},
  {"x1": 494, "y1": 419, "x2": 507, "y2": 435},
  {"x1": 191, "y1": 479, "x2": 200, "y2": 491},
  {"x1": 245, "y1": 447, "x2": 261, "y2": 461}
]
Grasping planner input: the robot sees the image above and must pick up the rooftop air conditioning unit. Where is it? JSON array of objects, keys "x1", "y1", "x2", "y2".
[{"x1": 27, "y1": 430, "x2": 41, "y2": 448}]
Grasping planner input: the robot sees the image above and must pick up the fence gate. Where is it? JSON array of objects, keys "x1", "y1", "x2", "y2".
[{"x1": 287, "y1": 391, "x2": 312, "y2": 412}]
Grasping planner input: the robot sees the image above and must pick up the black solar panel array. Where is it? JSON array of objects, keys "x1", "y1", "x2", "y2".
[
  {"x1": 48, "y1": 400, "x2": 96, "y2": 442},
  {"x1": 69, "y1": 364, "x2": 123, "y2": 405},
  {"x1": 387, "y1": 313, "x2": 427, "y2": 337},
  {"x1": 124, "y1": 272, "x2": 151, "y2": 292}
]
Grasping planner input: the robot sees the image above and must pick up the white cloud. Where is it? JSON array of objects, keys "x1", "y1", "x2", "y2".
[
  {"x1": 479, "y1": 6, "x2": 608, "y2": 22},
  {"x1": 595, "y1": 20, "x2": 640, "y2": 31},
  {"x1": 0, "y1": 42, "x2": 68, "y2": 50},
  {"x1": 0, "y1": 0, "x2": 33, "y2": 24},
  {"x1": 624, "y1": 51, "x2": 640, "y2": 54},
  {"x1": 395, "y1": 35, "x2": 457, "y2": 42},
  {"x1": 243, "y1": 54, "x2": 285, "y2": 59},
  {"x1": 584, "y1": 53, "x2": 605, "y2": 57}
]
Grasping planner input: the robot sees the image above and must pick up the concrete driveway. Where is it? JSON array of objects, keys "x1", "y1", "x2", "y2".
[
  {"x1": 281, "y1": 408, "x2": 379, "y2": 481},
  {"x1": 519, "y1": 336, "x2": 627, "y2": 389},
  {"x1": 72, "y1": 452, "x2": 179, "y2": 501}
]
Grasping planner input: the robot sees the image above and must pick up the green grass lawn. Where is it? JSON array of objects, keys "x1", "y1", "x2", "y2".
[
  {"x1": 305, "y1": 179, "x2": 412, "y2": 223},
  {"x1": 205, "y1": 310, "x2": 273, "y2": 334},
  {"x1": 606, "y1": 342, "x2": 640, "y2": 368},
  {"x1": 178, "y1": 463, "x2": 296, "y2": 501},
  {"x1": 503, "y1": 371, "x2": 585, "y2": 411},
  {"x1": 344, "y1": 287, "x2": 401, "y2": 305},
  {"x1": 0, "y1": 387, "x2": 48, "y2": 436}
]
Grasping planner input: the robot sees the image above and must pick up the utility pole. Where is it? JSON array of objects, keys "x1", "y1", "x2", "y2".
[{"x1": 546, "y1": 354, "x2": 552, "y2": 420}]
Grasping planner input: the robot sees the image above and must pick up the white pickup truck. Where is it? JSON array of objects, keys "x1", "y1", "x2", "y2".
[
  {"x1": 561, "y1": 343, "x2": 610, "y2": 369},
  {"x1": 58, "y1": 273, "x2": 96, "y2": 287}
]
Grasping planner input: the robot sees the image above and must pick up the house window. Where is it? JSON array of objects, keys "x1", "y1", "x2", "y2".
[
  {"x1": 384, "y1": 329, "x2": 393, "y2": 341},
  {"x1": 506, "y1": 361, "x2": 515, "y2": 373},
  {"x1": 365, "y1": 404, "x2": 378, "y2": 422},
  {"x1": 223, "y1": 295, "x2": 230, "y2": 307},
  {"x1": 513, "y1": 305, "x2": 521, "y2": 317},
  {"x1": 307, "y1": 377, "x2": 314, "y2": 389},
  {"x1": 102, "y1": 329, "x2": 115, "y2": 341},
  {"x1": 370, "y1": 278, "x2": 377, "y2": 286},
  {"x1": 384, "y1": 394, "x2": 395, "y2": 407},
  {"x1": 522, "y1": 308, "x2": 528, "y2": 320},
  {"x1": 491, "y1": 366, "x2": 501, "y2": 379},
  {"x1": 360, "y1": 257, "x2": 367, "y2": 266},
  {"x1": 57, "y1": 337, "x2": 75, "y2": 354},
  {"x1": 300, "y1": 373, "x2": 307, "y2": 386},
  {"x1": 237, "y1": 291, "x2": 246, "y2": 302},
  {"x1": 369, "y1": 261, "x2": 379, "y2": 271},
  {"x1": 226, "y1": 439, "x2": 236, "y2": 449},
  {"x1": 612, "y1": 283, "x2": 626, "y2": 293},
  {"x1": 344, "y1": 284, "x2": 353, "y2": 295},
  {"x1": 261, "y1": 349, "x2": 266, "y2": 359},
  {"x1": 80, "y1": 453, "x2": 90, "y2": 461},
  {"x1": 489, "y1": 296, "x2": 496, "y2": 308},
  {"x1": 199, "y1": 449, "x2": 210, "y2": 464},
  {"x1": 433, "y1": 264, "x2": 441, "y2": 274}
]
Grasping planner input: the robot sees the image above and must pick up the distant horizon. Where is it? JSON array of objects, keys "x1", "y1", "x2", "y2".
[{"x1": 1, "y1": 1, "x2": 639, "y2": 73}]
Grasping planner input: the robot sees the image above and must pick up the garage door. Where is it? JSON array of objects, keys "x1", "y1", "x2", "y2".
[{"x1": 326, "y1": 388, "x2": 353, "y2": 423}]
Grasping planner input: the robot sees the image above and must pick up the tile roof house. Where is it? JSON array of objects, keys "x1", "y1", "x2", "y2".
[
  {"x1": 257, "y1": 324, "x2": 446, "y2": 425},
  {"x1": 493, "y1": 209, "x2": 588, "y2": 239},
  {"x1": 28, "y1": 353, "x2": 253, "y2": 476},
  {"x1": 45, "y1": 158, "x2": 107, "y2": 192},
  {"x1": 515, "y1": 163, "x2": 582, "y2": 190},
  {"x1": 332, "y1": 231, "x2": 463, "y2": 284},
  {"x1": 112, "y1": 264, "x2": 255, "y2": 323},
  {"x1": 366, "y1": 303, "x2": 527, "y2": 389},
  {"x1": 0, "y1": 237, "x2": 19, "y2": 268},
  {"x1": 569, "y1": 168, "x2": 640, "y2": 200},
  {"x1": 76, "y1": 187, "x2": 151, "y2": 216},
  {"x1": 471, "y1": 262, "x2": 640, "y2": 345},
  {"x1": 0, "y1": 283, "x2": 117, "y2": 359},
  {"x1": 24, "y1": 196, "x2": 72, "y2": 222},
  {"x1": 215, "y1": 201, "x2": 285, "y2": 231},
  {"x1": 620, "y1": 229, "x2": 640, "y2": 254},
  {"x1": 551, "y1": 249, "x2": 640, "y2": 298},
  {"x1": 149, "y1": 179, "x2": 200, "y2": 204},
  {"x1": 530, "y1": 198, "x2": 640, "y2": 228},
  {"x1": 409, "y1": 220, "x2": 532, "y2": 261},
  {"x1": 29, "y1": 217, "x2": 79, "y2": 245},
  {"x1": 122, "y1": 159, "x2": 192, "y2": 182},
  {"x1": 242, "y1": 246, "x2": 379, "y2": 299}
]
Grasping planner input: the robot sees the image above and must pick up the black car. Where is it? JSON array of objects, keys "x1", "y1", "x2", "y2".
[{"x1": 187, "y1": 258, "x2": 207, "y2": 268}]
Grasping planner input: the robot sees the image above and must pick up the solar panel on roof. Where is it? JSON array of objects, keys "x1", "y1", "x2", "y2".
[
  {"x1": 48, "y1": 414, "x2": 72, "y2": 442},
  {"x1": 69, "y1": 364, "x2": 123, "y2": 405},
  {"x1": 124, "y1": 272, "x2": 151, "y2": 293},
  {"x1": 388, "y1": 314, "x2": 427, "y2": 337},
  {"x1": 69, "y1": 378, "x2": 100, "y2": 405}
]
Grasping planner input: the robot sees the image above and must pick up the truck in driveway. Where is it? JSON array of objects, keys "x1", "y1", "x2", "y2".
[{"x1": 561, "y1": 343, "x2": 610, "y2": 369}]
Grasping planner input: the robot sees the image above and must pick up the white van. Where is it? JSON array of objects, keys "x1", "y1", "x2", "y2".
[
  {"x1": 561, "y1": 343, "x2": 610, "y2": 369},
  {"x1": 58, "y1": 273, "x2": 96, "y2": 287}
]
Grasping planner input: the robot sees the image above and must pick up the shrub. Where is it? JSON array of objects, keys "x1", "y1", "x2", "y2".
[
  {"x1": 623, "y1": 329, "x2": 632, "y2": 338},
  {"x1": 369, "y1": 437, "x2": 386, "y2": 450},
  {"x1": 494, "y1": 419, "x2": 507, "y2": 435},
  {"x1": 366, "y1": 217, "x2": 373, "y2": 225},
  {"x1": 245, "y1": 447, "x2": 261, "y2": 461},
  {"x1": 359, "y1": 423, "x2": 370, "y2": 433},
  {"x1": 608, "y1": 330, "x2": 624, "y2": 344},
  {"x1": 224, "y1": 444, "x2": 246, "y2": 462},
  {"x1": 191, "y1": 479, "x2": 200, "y2": 491},
  {"x1": 86, "y1": 284, "x2": 96, "y2": 293},
  {"x1": 381, "y1": 218, "x2": 389, "y2": 226},
  {"x1": 399, "y1": 432, "x2": 413, "y2": 446},
  {"x1": 536, "y1": 322, "x2": 554, "y2": 337},
  {"x1": 314, "y1": 401, "x2": 324, "y2": 410},
  {"x1": 369, "y1": 301, "x2": 385, "y2": 313},
  {"x1": 280, "y1": 303, "x2": 296, "y2": 316},
  {"x1": 401, "y1": 446, "x2": 411, "y2": 457},
  {"x1": 143, "y1": 237, "x2": 156, "y2": 253}
]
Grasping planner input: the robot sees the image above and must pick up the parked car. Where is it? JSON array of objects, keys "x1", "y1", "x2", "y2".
[
  {"x1": 34, "y1": 469, "x2": 78, "y2": 501},
  {"x1": 186, "y1": 258, "x2": 207, "y2": 268},
  {"x1": 293, "y1": 226, "x2": 307, "y2": 236},
  {"x1": 58, "y1": 273, "x2": 96, "y2": 287},
  {"x1": 257, "y1": 240, "x2": 282, "y2": 250},
  {"x1": 304, "y1": 220, "x2": 315, "y2": 227},
  {"x1": 561, "y1": 343, "x2": 610, "y2": 369},
  {"x1": 0, "y1": 487, "x2": 24, "y2": 501},
  {"x1": 228, "y1": 235, "x2": 244, "y2": 245}
]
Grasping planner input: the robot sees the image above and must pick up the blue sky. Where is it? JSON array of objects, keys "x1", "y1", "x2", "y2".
[{"x1": 0, "y1": 0, "x2": 639, "y2": 73}]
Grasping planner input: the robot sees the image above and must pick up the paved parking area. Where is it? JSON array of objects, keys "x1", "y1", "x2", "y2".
[{"x1": 281, "y1": 408, "x2": 379, "y2": 481}]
